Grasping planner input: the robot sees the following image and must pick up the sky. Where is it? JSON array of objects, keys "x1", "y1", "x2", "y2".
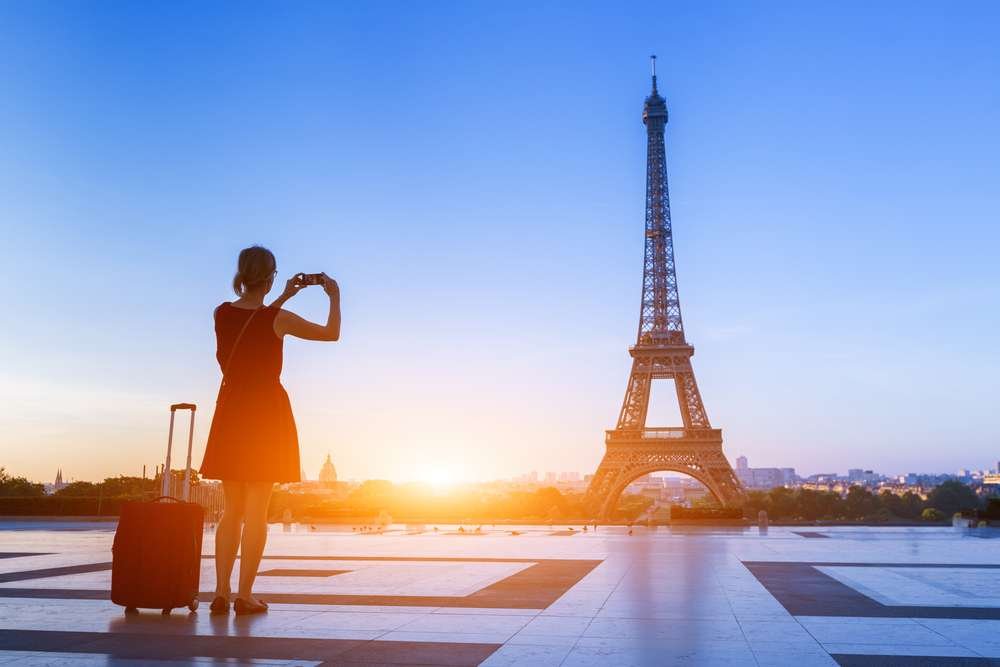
[{"x1": 1, "y1": 2, "x2": 998, "y2": 485}]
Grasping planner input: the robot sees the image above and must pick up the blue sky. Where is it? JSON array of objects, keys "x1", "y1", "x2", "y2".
[{"x1": 1, "y1": 2, "x2": 998, "y2": 483}]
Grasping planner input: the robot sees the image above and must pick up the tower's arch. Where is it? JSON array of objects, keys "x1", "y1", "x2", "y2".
[{"x1": 598, "y1": 465, "x2": 725, "y2": 521}]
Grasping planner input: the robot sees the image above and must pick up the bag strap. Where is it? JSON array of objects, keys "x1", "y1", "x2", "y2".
[{"x1": 219, "y1": 307, "x2": 260, "y2": 389}]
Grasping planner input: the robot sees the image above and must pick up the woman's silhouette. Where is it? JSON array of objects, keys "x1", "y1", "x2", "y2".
[{"x1": 200, "y1": 245, "x2": 340, "y2": 615}]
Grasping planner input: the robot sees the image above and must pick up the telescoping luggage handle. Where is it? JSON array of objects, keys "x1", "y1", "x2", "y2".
[{"x1": 162, "y1": 403, "x2": 197, "y2": 501}]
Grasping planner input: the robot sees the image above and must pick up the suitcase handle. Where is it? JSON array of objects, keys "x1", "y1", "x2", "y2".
[
  {"x1": 162, "y1": 404, "x2": 197, "y2": 501},
  {"x1": 150, "y1": 495, "x2": 184, "y2": 503}
]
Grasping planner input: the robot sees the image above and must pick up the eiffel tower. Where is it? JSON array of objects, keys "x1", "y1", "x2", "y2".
[{"x1": 585, "y1": 57, "x2": 744, "y2": 519}]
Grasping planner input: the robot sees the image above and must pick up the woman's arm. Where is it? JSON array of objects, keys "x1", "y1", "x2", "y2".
[
  {"x1": 273, "y1": 274, "x2": 341, "y2": 341},
  {"x1": 269, "y1": 274, "x2": 305, "y2": 309}
]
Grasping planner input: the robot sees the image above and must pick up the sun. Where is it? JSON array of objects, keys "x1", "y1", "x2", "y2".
[{"x1": 417, "y1": 466, "x2": 458, "y2": 491}]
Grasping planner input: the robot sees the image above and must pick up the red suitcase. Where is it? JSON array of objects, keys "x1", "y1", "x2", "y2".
[{"x1": 111, "y1": 403, "x2": 204, "y2": 614}]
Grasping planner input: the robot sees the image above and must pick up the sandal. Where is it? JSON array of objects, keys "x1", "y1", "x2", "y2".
[
  {"x1": 234, "y1": 598, "x2": 268, "y2": 616},
  {"x1": 209, "y1": 596, "x2": 230, "y2": 615}
]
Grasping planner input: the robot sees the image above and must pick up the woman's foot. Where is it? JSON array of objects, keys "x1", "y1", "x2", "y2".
[
  {"x1": 234, "y1": 597, "x2": 268, "y2": 616},
  {"x1": 209, "y1": 596, "x2": 230, "y2": 615}
]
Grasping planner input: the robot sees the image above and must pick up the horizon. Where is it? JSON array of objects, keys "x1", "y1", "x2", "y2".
[
  {"x1": 3, "y1": 3, "x2": 999, "y2": 485},
  {"x1": 18, "y1": 459, "x2": 997, "y2": 488}
]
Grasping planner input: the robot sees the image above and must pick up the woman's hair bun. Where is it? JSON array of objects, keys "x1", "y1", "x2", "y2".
[{"x1": 232, "y1": 245, "x2": 276, "y2": 296}]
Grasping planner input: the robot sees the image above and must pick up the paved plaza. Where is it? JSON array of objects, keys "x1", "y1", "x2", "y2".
[{"x1": 0, "y1": 522, "x2": 997, "y2": 665}]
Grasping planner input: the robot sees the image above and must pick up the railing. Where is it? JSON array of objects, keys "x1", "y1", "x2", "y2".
[
  {"x1": 641, "y1": 428, "x2": 685, "y2": 439},
  {"x1": 606, "y1": 427, "x2": 722, "y2": 443},
  {"x1": 635, "y1": 331, "x2": 688, "y2": 346},
  {"x1": 163, "y1": 479, "x2": 225, "y2": 521}
]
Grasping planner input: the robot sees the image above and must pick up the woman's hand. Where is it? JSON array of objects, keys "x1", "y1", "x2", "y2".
[
  {"x1": 273, "y1": 273, "x2": 341, "y2": 341},
  {"x1": 321, "y1": 273, "x2": 339, "y2": 299},
  {"x1": 269, "y1": 273, "x2": 305, "y2": 309},
  {"x1": 284, "y1": 274, "x2": 307, "y2": 298}
]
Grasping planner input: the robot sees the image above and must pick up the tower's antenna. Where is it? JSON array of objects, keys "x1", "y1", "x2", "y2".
[{"x1": 650, "y1": 54, "x2": 658, "y2": 92}]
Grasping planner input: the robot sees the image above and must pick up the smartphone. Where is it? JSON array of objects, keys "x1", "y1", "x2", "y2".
[{"x1": 298, "y1": 273, "x2": 324, "y2": 286}]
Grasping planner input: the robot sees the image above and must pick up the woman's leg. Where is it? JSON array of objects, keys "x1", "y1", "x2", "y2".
[
  {"x1": 214, "y1": 481, "x2": 246, "y2": 599},
  {"x1": 237, "y1": 481, "x2": 274, "y2": 602}
]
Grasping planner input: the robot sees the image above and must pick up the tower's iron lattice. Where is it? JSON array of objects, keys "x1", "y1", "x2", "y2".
[{"x1": 584, "y1": 57, "x2": 744, "y2": 519}]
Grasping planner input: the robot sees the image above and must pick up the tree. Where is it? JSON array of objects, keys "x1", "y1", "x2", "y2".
[
  {"x1": 54, "y1": 481, "x2": 99, "y2": 497},
  {"x1": 691, "y1": 494, "x2": 720, "y2": 509},
  {"x1": 793, "y1": 488, "x2": 821, "y2": 520},
  {"x1": 877, "y1": 490, "x2": 924, "y2": 520},
  {"x1": 921, "y1": 507, "x2": 945, "y2": 522},
  {"x1": 345, "y1": 480, "x2": 394, "y2": 512},
  {"x1": 813, "y1": 490, "x2": 843, "y2": 520},
  {"x1": 166, "y1": 469, "x2": 201, "y2": 486},
  {"x1": 767, "y1": 487, "x2": 797, "y2": 519},
  {"x1": 0, "y1": 469, "x2": 44, "y2": 497},
  {"x1": 844, "y1": 486, "x2": 878, "y2": 520},
  {"x1": 533, "y1": 487, "x2": 566, "y2": 516},
  {"x1": 615, "y1": 493, "x2": 652, "y2": 521},
  {"x1": 981, "y1": 498, "x2": 1000, "y2": 520},
  {"x1": 99, "y1": 476, "x2": 157, "y2": 497},
  {"x1": 742, "y1": 490, "x2": 769, "y2": 518},
  {"x1": 927, "y1": 481, "x2": 979, "y2": 516}
]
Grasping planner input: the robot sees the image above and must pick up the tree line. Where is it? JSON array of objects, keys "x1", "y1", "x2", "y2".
[
  {"x1": 2, "y1": 468, "x2": 994, "y2": 523},
  {"x1": 742, "y1": 481, "x2": 987, "y2": 522},
  {"x1": 270, "y1": 480, "x2": 584, "y2": 523}
]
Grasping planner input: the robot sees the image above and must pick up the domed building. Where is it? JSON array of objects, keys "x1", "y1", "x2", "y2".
[{"x1": 319, "y1": 453, "x2": 337, "y2": 484}]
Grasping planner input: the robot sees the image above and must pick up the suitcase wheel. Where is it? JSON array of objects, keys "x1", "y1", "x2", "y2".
[
  {"x1": 188, "y1": 598, "x2": 199, "y2": 612},
  {"x1": 124, "y1": 607, "x2": 139, "y2": 615},
  {"x1": 162, "y1": 608, "x2": 172, "y2": 615}
]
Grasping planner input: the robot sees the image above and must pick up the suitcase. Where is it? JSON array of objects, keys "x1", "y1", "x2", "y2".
[{"x1": 111, "y1": 403, "x2": 205, "y2": 615}]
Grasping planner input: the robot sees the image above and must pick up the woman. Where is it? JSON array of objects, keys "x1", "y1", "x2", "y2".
[{"x1": 200, "y1": 245, "x2": 340, "y2": 616}]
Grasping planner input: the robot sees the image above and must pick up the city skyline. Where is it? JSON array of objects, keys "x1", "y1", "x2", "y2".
[
  {"x1": 27, "y1": 452, "x2": 1000, "y2": 488},
  {"x1": 2, "y1": 3, "x2": 999, "y2": 483}
]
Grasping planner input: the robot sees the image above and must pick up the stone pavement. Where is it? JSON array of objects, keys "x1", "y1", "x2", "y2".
[{"x1": 0, "y1": 522, "x2": 997, "y2": 665}]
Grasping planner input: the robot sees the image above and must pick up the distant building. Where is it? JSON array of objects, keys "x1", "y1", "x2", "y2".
[
  {"x1": 544, "y1": 472, "x2": 557, "y2": 484},
  {"x1": 512, "y1": 471, "x2": 541, "y2": 484},
  {"x1": 48, "y1": 469, "x2": 67, "y2": 494},
  {"x1": 734, "y1": 457, "x2": 792, "y2": 490},
  {"x1": 847, "y1": 469, "x2": 878, "y2": 486},
  {"x1": 319, "y1": 454, "x2": 337, "y2": 483},
  {"x1": 746, "y1": 468, "x2": 784, "y2": 489},
  {"x1": 625, "y1": 473, "x2": 663, "y2": 495}
]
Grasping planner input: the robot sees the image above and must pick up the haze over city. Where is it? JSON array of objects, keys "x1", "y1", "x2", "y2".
[{"x1": 2, "y1": 2, "x2": 999, "y2": 485}]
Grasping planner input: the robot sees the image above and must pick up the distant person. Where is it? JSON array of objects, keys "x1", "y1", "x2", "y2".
[{"x1": 200, "y1": 245, "x2": 340, "y2": 615}]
